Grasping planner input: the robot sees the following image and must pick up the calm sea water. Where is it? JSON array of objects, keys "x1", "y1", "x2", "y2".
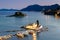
[{"x1": 0, "y1": 11, "x2": 60, "y2": 40}]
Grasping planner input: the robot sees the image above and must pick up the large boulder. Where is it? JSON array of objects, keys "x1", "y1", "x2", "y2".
[{"x1": 7, "y1": 12, "x2": 26, "y2": 17}]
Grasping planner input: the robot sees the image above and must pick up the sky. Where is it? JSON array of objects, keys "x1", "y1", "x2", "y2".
[{"x1": 0, "y1": 0, "x2": 60, "y2": 9}]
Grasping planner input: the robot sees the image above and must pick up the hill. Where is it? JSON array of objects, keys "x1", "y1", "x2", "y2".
[
  {"x1": 0, "y1": 9, "x2": 20, "y2": 11},
  {"x1": 20, "y1": 4, "x2": 60, "y2": 11}
]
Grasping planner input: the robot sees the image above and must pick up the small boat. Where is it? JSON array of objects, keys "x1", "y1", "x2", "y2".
[{"x1": 0, "y1": 34, "x2": 12, "y2": 40}]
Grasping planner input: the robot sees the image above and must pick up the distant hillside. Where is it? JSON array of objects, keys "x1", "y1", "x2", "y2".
[
  {"x1": 20, "y1": 4, "x2": 60, "y2": 11},
  {"x1": 0, "y1": 9, "x2": 20, "y2": 11},
  {"x1": 0, "y1": 4, "x2": 60, "y2": 11}
]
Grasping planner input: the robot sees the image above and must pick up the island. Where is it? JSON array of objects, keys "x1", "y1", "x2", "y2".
[
  {"x1": 43, "y1": 7, "x2": 60, "y2": 16},
  {"x1": 7, "y1": 12, "x2": 26, "y2": 17}
]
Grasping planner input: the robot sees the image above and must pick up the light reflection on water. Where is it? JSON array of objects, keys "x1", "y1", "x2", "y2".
[{"x1": 32, "y1": 32, "x2": 37, "y2": 40}]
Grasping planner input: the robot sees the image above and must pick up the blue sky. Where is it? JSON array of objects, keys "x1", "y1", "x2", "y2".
[{"x1": 0, "y1": 0, "x2": 60, "y2": 9}]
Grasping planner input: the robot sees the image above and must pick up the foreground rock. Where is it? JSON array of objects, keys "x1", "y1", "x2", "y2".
[
  {"x1": 7, "y1": 12, "x2": 26, "y2": 17},
  {"x1": 21, "y1": 20, "x2": 48, "y2": 32},
  {"x1": 0, "y1": 34, "x2": 12, "y2": 40}
]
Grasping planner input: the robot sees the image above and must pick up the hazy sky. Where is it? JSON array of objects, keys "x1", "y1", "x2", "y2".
[{"x1": 0, "y1": 0, "x2": 60, "y2": 9}]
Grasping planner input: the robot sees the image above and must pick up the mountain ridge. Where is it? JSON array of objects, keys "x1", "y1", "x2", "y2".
[
  {"x1": 20, "y1": 4, "x2": 60, "y2": 11},
  {"x1": 0, "y1": 4, "x2": 60, "y2": 11},
  {"x1": 0, "y1": 9, "x2": 20, "y2": 11}
]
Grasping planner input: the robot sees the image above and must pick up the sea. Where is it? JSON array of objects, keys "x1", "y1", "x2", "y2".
[{"x1": 0, "y1": 11, "x2": 60, "y2": 40}]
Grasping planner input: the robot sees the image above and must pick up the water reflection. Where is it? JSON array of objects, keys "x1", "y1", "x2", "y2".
[
  {"x1": 32, "y1": 32, "x2": 42, "y2": 40},
  {"x1": 55, "y1": 14, "x2": 60, "y2": 19},
  {"x1": 32, "y1": 32, "x2": 37, "y2": 40}
]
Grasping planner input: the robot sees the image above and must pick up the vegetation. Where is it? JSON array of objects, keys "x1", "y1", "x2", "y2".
[{"x1": 7, "y1": 12, "x2": 26, "y2": 17}]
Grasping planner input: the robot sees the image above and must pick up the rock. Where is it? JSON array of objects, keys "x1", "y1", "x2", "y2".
[
  {"x1": 44, "y1": 9, "x2": 55, "y2": 15},
  {"x1": 7, "y1": 12, "x2": 26, "y2": 17},
  {"x1": 44, "y1": 11, "x2": 55, "y2": 15},
  {"x1": 44, "y1": 7, "x2": 60, "y2": 16},
  {"x1": 15, "y1": 31, "x2": 29, "y2": 38},
  {"x1": 0, "y1": 34, "x2": 12, "y2": 40}
]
